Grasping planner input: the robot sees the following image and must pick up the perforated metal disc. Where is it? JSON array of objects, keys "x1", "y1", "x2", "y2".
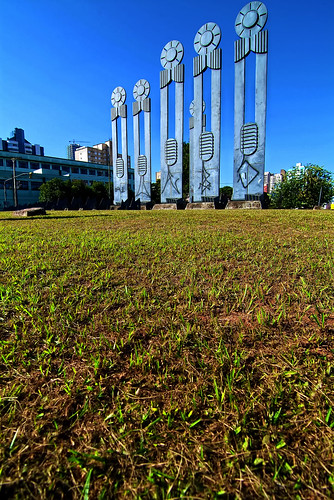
[
  {"x1": 160, "y1": 40, "x2": 184, "y2": 69},
  {"x1": 133, "y1": 79, "x2": 150, "y2": 102},
  {"x1": 111, "y1": 87, "x2": 126, "y2": 107},
  {"x1": 194, "y1": 22, "x2": 221, "y2": 55},
  {"x1": 189, "y1": 100, "x2": 206, "y2": 116},
  {"x1": 235, "y1": 2, "x2": 267, "y2": 38}
]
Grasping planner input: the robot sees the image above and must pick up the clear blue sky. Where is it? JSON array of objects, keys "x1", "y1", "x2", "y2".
[{"x1": 1, "y1": 0, "x2": 333, "y2": 187}]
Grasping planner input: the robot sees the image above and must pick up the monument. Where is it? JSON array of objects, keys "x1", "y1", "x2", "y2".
[
  {"x1": 133, "y1": 79, "x2": 151, "y2": 203},
  {"x1": 233, "y1": 2, "x2": 268, "y2": 201},
  {"x1": 111, "y1": 86, "x2": 129, "y2": 205},
  {"x1": 160, "y1": 40, "x2": 184, "y2": 203},
  {"x1": 189, "y1": 99, "x2": 206, "y2": 203},
  {"x1": 192, "y1": 22, "x2": 222, "y2": 203}
]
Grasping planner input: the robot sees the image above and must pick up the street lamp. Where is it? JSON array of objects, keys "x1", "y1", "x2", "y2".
[{"x1": 3, "y1": 168, "x2": 42, "y2": 209}]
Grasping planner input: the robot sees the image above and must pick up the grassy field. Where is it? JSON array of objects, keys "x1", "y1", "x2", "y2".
[{"x1": 0, "y1": 209, "x2": 333, "y2": 499}]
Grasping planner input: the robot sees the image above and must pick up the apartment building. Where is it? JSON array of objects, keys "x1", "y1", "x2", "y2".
[
  {"x1": 264, "y1": 169, "x2": 286, "y2": 194},
  {"x1": 0, "y1": 128, "x2": 44, "y2": 156},
  {"x1": 75, "y1": 141, "x2": 112, "y2": 165}
]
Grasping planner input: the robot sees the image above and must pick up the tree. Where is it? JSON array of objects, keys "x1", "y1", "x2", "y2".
[
  {"x1": 91, "y1": 181, "x2": 109, "y2": 202},
  {"x1": 220, "y1": 186, "x2": 233, "y2": 200},
  {"x1": 70, "y1": 180, "x2": 89, "y2": 201},
  {"x1": 271, "y1": 164, "x2": 334, "y2": 209},
  {"x1": 39, "y1": 178, "x2": 69, "y2": 202},
  {"x1": 151, "y1": 179, "x2": 160, "y2": 204}
]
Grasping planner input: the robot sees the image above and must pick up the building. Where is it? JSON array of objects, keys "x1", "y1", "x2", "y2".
[
  {"x1": 75, "y1": 141, "x2": 112, "y2": 165},
  {"x1": 67, "y1": 143, "x2": 81, "y2": 160},
  {"x1": 264, "y1": 170, "x2": 286, "y2": 194},
  {"x1": 0, "y1": 128, "x2": 44, "y2": 156},
  {"x1": 0, "y1": 150, "x2": 134, "y2": 209}
]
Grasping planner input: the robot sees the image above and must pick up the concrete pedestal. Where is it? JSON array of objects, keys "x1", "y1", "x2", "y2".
[
  {"x1": 152, "y1": 203, "x2": 177, "y2": 210},
  {"x1": 13, "y1": 207, "x2": 46, "y2": 217},
  {"x1": 226, "y1": 200, "x2": 262, "y2": 210},
  {"x1": 185, "y1": 202, "x2": 215, "y2": 210}
]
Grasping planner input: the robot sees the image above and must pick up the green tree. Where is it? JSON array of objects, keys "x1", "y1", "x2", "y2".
[
  {"x1": 91, "y1": 181, "x2": 109, "y2": 202},
  {"x1": 151, "y1": 179, "x2": 161, "y2": 204},
  {"x1": 220, "y1": 185, "x2": 233, "y2": 200},
  {"x1": 39, "y1": 178, "x2": 69, "y2": 202},
  {"x1": 70, "y1": 180, "x2": 89, "y2": 201},
  {"x1": 271, "y1": 164, "x2": 334, "y2": 209},
  {"x1": 182, "y1": 142, "x2": 189, "y2": 199}
]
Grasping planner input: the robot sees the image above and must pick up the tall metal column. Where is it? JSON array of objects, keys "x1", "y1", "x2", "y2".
[
  {"x1": 233, "y1": 2, "x2": 268, "y2": 200},
  {"x1": 160, "y1": 40, "x2": 184, "y2": 203},
  {"x1": 111, "y1": 86, "x2": 129, "y2": 205},
  {"x1": 133, "y1": 79, "x2": 151, "y2": 202},
  {"x1": 192, "y1": 22, "x2": 222, "y2": 203}
]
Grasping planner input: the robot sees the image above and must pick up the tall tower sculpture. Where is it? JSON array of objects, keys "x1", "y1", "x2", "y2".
[
  {"x1": 111, "y1": 86, "x2": 128, "y2": 204},
  {"x1": 133, "y1": 79, "x2": 151, "y2": 203},
  {"x1": 233, "y1": 2, "x2": 268, "y2": 200},
  {"x1": 192, "y1": 22, "x2": 222, "y2": 203},
  {"x1": 189, "y1": 100, "x2": 206, "y2": 203},
  {"x1": 160, "y1": 40, "x2": 184, "y2": 203}
]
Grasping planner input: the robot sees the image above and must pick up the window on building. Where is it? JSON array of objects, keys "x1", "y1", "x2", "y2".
[
  {"x1": 89, "y1": 169, "x2": 95, "y2": 176},
  {"x1": 18, "y1": 160, "x2": 29, "y2": 169},
  {"x1": 71, "y1": 167, "x2": 79, "y2": 174},
  {"x1": 80, "y1": 168, "x2": 87, "y2": 175},
  {"x1": 0, "y1": 160, "x2": 3, "y2": 166},
  {"x1": 18, "y1": 180, "x2": 29, "y2": 190},
  {"x1": 30, "y1": 162, "x2": 40, "y2": 170},
  {"x1": 1, "y1": 180, "x2": 13, "y2": 189},
  {"x1": 97, "y1": 170, "x2": 104, "y2": 176},
  {"x1": 104, "y1": 171, "x2": 108, "y2": 177},
  {"x1": 51, "y1": 165, "x2": 60, "y2": 171},
  {"x1": 6, "y1": 160, "x2": 13, "y2": 167},
  {"x1": 31, "y1": 181, "x2": 42, "y2": 191},
  {"x1": 62, "y1": 166, "x2": 70, "y2": 173},
  {"x1": 41, "y1": 163, "x2": 50, "y2": 169}
]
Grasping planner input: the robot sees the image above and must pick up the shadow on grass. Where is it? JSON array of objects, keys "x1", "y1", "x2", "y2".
[{"x1": 0, "y1": 213, "x2": 118, "y2": 222}]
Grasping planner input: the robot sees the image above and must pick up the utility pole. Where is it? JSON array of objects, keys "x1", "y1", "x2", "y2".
[{"x1": 11, "y1": 158, "x2": 18, "y2": 208}]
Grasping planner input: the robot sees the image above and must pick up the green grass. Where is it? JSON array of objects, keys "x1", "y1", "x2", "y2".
[{"x1": 0, "y1": 209, "x2": 333, "y2": 499}]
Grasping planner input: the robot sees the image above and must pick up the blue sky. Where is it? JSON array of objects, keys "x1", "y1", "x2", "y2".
[{"x1": 1, "y1": 0, "x2": 333, "y2": 187}]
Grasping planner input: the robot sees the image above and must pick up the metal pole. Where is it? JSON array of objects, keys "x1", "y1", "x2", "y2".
[
  {"x1": 318, "y1": 186, "x2": 323, "y2": 206},
  {"x1": 11, "y1": 158, "x2": 18, "y2": 207},
  {"x1": 3, "y1": 182, "x2": 7, "y2": 208}
]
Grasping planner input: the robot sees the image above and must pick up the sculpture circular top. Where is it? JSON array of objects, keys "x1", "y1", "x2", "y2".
[
  {"x1": 160, "y1": 40, "x2": 184, "y2": 69},
  {"x1": 133, "y1": 79, "x2": 150, "y2": 102},
  {"x1": 194, "y1": 22, "x2": 221, "y2": 55},
  {"x1": 235, "y1": 2, "x2": 267, "y2": 38},
  {"x1": 189, "y1": 100, "x2": 206, "y2": 116},
  {"x1": 111, "y1": 86, "x2": 126, "y2": 107}
]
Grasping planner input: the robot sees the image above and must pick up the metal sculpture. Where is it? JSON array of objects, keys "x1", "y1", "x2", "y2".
[
  {"x1": 233, "y1": 2, "x2": 268, "y2": 200},
  {"x1": 111, "y1": 86, "x2": 128, "y2": 204},
  {"x1": 133, "y1": 79, "x2": 151, "y2": 203},
  {"x1": 189, "y1": 100, "x2": 206, "y2": 202},
  {"x1": 160, "y1": 40, "x2": 184, "y2": 203},
  {"x1": 192, "y1": 22, "x2": 222, "y2": 203}
]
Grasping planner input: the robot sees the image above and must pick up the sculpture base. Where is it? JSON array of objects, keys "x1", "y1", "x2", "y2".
[
  {"x1": 185, "y1": 202, "x2": 215, "y2": 210},
  {"x1": 226, "y1": 200, "x2": 262, "y2": 210},
  {"x1": 152, "y1": 203, "x2": 177, "y2": 210},
  {"x1": 13, "y1": 207, "x2": 46, "y2": 217}
]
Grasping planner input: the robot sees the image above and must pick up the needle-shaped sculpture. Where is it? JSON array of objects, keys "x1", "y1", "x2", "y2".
[
  {"x1": 160, "y1": 40, "x2": 184, "y2": 203},
  {"x1": 111, "y1": 86, "x2": 129, "y2": 204},
  {"x1": 133, "y1": 79, "x2": 151, "y2": 203},
  {"x1": 233, "y1": 2, "x2": 268, "y2": 201},
  {"x1": 192, "y1": 22, "x2": 222, "y2": 203}
]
